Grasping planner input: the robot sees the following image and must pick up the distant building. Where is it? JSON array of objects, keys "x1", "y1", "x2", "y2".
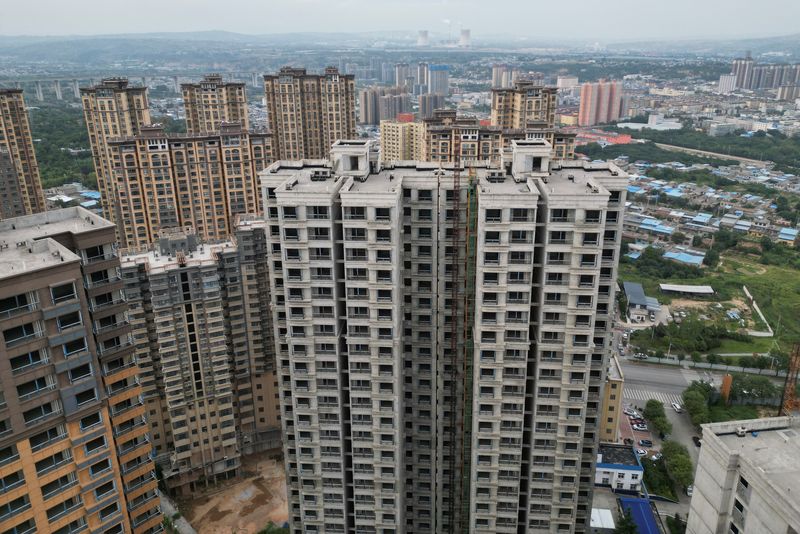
[
  {"x1": 181, "y1": 74, "x2": 248, "y2": 134},
  {"x1": 0, "y1": 90, "x2": 45, "y2": 219},
  {"x1": 600, "y1": 354, "x2": 624, "y2": 443},
  {"x1": 594, "y1": 444, "x2": 643, "y2": 492},
  {"x1": 359, "y1": 86, "x2": 410, "y2": 125},
  {"x1": 80, "y1": 78, "x2": 150, "y2": 224},
  {"x1": 491, "y1": 64, "x2": 519, "y2": 88},
  {"x1": 427, "y1": 64, "x2": 450, "y2": 95},
  {"x1": 394, "y1": 63, "x2": 412, "y2": 88},
  {"x1": 491, "y1": 80, "x2": 557, "y2": 130},
  {"x1": 732, "y1": 53, "x2": 755, "y2": 89},
  {"x1": 418, "y1": 93, "x2": 447, "y2": 119},
  {"x1": 458, "y1": 29, "x2": 471, "y2": 47},
  {"x1": 557, "y1": 75, "x2": 580, "y2": 89},
  {"x1": 622, "y1": 281, "x2": 659, "y2": 321},
  {"x1": 777, "y1": 85, "x2": 800, "y2": 101},
  {"x1": 417, "y1": 29, "x2": 429, "y2": 46},
  {"x1": 578, "y1": 81, "x2": 624, "y2": 127},
  {"x1": 731, "y1": 52, "x2": 800, "y2": 90},
  {"x1": 718, "y1": 73, "x2": 737, "y2": 94},
  {"x1": 687, "y1": 416, "x2": 800, "y2": 534},
  {"x1": 379, "y1": 120, "x2": 425, "y2": 161},
  {"x1": 263, "y1": 66, "x2": 356, "y2": 160}
]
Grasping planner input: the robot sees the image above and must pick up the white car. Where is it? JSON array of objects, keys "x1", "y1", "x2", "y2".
[
  {"x1": 623, "y1": 408, "x2": 637, "y2": 416},
  {"x1": 671, "y1": 402, "x2": 683, "y2": 413},
  {"x1": 632, "y1": 424, "x2": 648, "y2": 431},
  {"x1": 635, "y1": 448, "x2": 647, "y2": 456},
  {"x1": 650, "y1": 453, "x2": 663, "y2": 461}
]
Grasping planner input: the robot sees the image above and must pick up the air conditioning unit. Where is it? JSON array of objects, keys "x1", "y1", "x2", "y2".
[{"x1": 736, "y1": 426, "x2": 747, "y2": 437}]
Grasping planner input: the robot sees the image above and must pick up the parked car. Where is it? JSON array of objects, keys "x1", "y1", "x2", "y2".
[
  {"x1": 623, "y1": 438, "x2": 634, "y2": 445},
  {"x1": 639, "y1": 439, "x2": 653, "y2": 447},
  {"x1": 630, "y1": 418, "x2": 645, "y2": 424},
  {"x1": 692, "y1": 436, "x2": 702, "y2": 447},
  {"x1": 650, "y1": 453, "x2": 663, "y2": 461},
  {"x1": 635, "y1": 448, "x2": 647, "y2": 456},
  {"x1": 634, "y1": 353, "x2": 649, "y2": 360},
  {"x1": 623, "y1": 408, "x2": 637, "y2": 417},
  {"x1": 685, "y1": 485, "x2": 694, "y2": 496},
  {"x1": 671, "y1": 402, "x2": 683, "y2": 413},
  {"x1": 632, "y1": 424, "x2": 649, "y2": 431}
]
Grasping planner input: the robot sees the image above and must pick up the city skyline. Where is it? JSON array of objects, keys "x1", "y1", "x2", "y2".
[{"x1": 1, "y1": 0, "x2": 800, "y2": 41}]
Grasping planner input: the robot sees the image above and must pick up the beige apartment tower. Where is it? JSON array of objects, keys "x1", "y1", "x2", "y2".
[
  {"x1": 105, "y1": 124, "x2": 273, "y2": 248},
  {"x1": 181, "y1": 74, "x2": 249, "y2": 134},
  {"x1": 491, "y1": 81, "x2": 558, "y2": 131},
  {"x1": 0, "y1": 207, "x2": 161, "y2": 534},
  {"x1": 599, "y1": 353, "x2": 624, "y2": 443},
  {"x1": 0, "y1": 89, "x2": 46, "y2": 219},
  {"x1": 80, "y1": 78, "x2": 151, "y2": 224},
  {"x1": 379, "y1": 120, "x2": 425, "y2": 162},
  {"x1": 261, "y1": 139, "x2": 627, "y2": 534},
  {"x1": 264, "y1": 67, "x2": 356, "y2": 160}
]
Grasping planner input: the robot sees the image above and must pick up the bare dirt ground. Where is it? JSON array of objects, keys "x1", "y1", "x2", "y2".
[
  {"x1": 668, "y1": 298, "x2": 711, "y2": 310},
  {"x1": 182, "y1": 452, "x2": 288, "y2": 534}
]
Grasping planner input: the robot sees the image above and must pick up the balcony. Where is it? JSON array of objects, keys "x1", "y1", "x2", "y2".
[
  {"x1": 90, "y1": 296, "x2": 126, "y2": 312},
  {"x1": 84, "y1": 274, "x2": 122, "y2": 289},
  {"x1": 5, "y1": 331, "x2": 42, "y2": 348},
  {"x1": 85, "y1": 251, "x2": 118, "y2": 264},
  {"x1": 0, "y1": 301, "x2": 38, "y2": 320},
  {"x1": 95, "y1": 320, "x2": 130, "y2": 335}
]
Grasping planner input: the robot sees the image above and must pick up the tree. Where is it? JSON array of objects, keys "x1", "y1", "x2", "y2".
[
  {"x1": 682, "y1": 389, "x2": 711, "y2": 426},
  {"x1": 652, "y1": 416, "x2": 673, "y2": 436},
  {"x1": 644, "y1": 399, "x2": 666, "y2": 421},
  {"x1": 614, "y1": 510, "x2": 639, "y2": 534},
  {"x1": 662, "y1": 440, "x2": 694, "y2": 488},
  {"x1": 671, "y1": 232, "x2": 687, "y2": 244},
  {"x1": 703, "y1": 248, "x2": 719, "y2": 268},
  {"x1": 706, "y1": 353, "x2": 720, "y2": 366},
  {"x1": 692, "y1": 235, "x2": 704, "y2": 248},
  {"x1": 691, "y1": 351, "x2": 702, "y2": 363},
  {"x1": 730, "y1": 373, "x2": 779, "y2": 400},
  {"x1": 760, "y1": 236, "x2": 774, "y2": 253}
]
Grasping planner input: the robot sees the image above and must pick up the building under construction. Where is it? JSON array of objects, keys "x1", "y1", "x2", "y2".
[{"x1": 261, "y1": 138, "x2": 627, "y2": 533}]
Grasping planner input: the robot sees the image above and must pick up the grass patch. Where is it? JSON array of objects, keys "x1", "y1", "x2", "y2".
[
  {"x1": 642, "y1": 458, "x2": 678, "y2": 500},
  {"x1": 716, "y1": 337, "x2": 773, "y2": 354},
  {"x1": 707, "y1": 403, "x2": 759, "y2": 423}
]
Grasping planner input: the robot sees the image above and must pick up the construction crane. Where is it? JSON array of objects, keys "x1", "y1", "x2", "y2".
[{"x1": 780, "y1": 343, "x2": 800, "y2": 415}]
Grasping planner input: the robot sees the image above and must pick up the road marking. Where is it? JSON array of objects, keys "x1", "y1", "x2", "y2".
[{"x1": 624, "y1": 388, "x2": 683, "y2": 406}]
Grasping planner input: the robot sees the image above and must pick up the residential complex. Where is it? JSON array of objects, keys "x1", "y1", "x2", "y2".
[
  {"x1": 491, "y1": 81, "x2": 558, "y2": 131},
  {"x1": 119, "y1": 223, "x2": 280, "y2": 494},
  {"x1": 105, "y1": 123, "x2": 272, "y2": 248},
  {"x1": 427, "y1": 65, "x2": 450, "y2": 95},
  {"x1": 687, "y1": 416, "x2": 800, "y2": 534},
  {"x1": 418, "y1": 94, "x2": 446, "y2": 120},
  {"x1": 0, "y1": 207, "x2": 160, "y2": 534},
  {"x1": 263, "y1": 67, "x2": 356, "y2": 160},
  {"x1": 358, "y1": 87, "x2": 410, "y2": 125},
  {"x1": 578, "y1": 81, "x2": 624, "y2": 127},
  {"x1": 80, "y1": 78, "x2": 151, "y2": 225},
  {"x1": 379, "y1": 120, "x2": 425, "y2": 162},
  {"x1": 491, "y1": 65, "x2": 519, "y2": 89},
  {"x1": 181, "y1": 74, "x2": 249, "y2": 134},
  {"x1": 260, "y1": 138, "x2": 627, "y2": 533},
  {"x1": 0, "y1": 89, "x2": 46, "y2": 218},
  {"x1": 731, "y1": 53, "x2": 800, "y2": 90}
]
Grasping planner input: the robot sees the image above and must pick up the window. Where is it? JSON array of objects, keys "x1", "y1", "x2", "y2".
[
  {"x1": 51, "y1": 283, "x2": 76, "y2": 304},
  {"x1": 29, "y1": 425, "x2": 66, "y2": 451},
  {"x1": 63, "y1": 338, "x2": 87, "y2": 357},
  {"x1": 80, "y1": 412, "x2": 102, "y2": 430},
  {"x1": 85, "y1": 436, "x2": 106, "y2": 455},
  {"x1": 3, "y1": 518, "x2": 35, "y2": 534},
  {"x1": 0, "y1": 496, "x2": 30, "y2": 521},
  {"x1": 282, "y1": 206, "x2": 297, "y2": 219},
  {"x1": 23, "y1": 401, "x2": 58, "y2": 425},
  {"x1": 75, "y1": 389, "x2": 97, "y2": 406},
  {"x1": 94, "y1": 481, "x2": 115, "y2": 500},
  {"x1": 99, "y1": 502, "x2": 119, "y2": 521},
  {"x1": 9, "y1": 350, "x2": 46, "y2": 374},
  {"x1": 0, "y1": 293, "x2": 31, "y2": 316},
  {"x1": 46, "y1": 496, "x2": 81, "y2": 522},
  {"x1": 3, "y1": 323, "x2": 37, "y2": 346},
  {"x1": 69, "y1": 364, "x2": 92, "y2": 382},
  {"x1": 90, "y1": 458, "x2": 111, "y2": 476}
]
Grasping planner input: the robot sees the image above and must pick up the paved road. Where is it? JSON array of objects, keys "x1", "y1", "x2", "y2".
[{"x1": 653, "y1": 142, "x2": 768, "y2": 167}]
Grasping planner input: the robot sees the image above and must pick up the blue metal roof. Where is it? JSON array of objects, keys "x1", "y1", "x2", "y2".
[
  {"x1": 663, "y1": 251, "x2": 704, "y2": 266},
  {"x1": 619, "y1": 497, "x2": 660, "y2": 534}
]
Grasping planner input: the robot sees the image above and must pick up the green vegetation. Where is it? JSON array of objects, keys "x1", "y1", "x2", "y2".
[
  {"x1": 577, "y1": 141, "x2": 736, "y2": 167},
  {"x1": 614, "y1": 510, "x2": 639, "y2": 534},
  {"x1": 661, "y1": 441, "x2": 694, "y2": 489},
  {"x1": 682, "y1": 381, "x2": 715, "y2": 426},
  {"x1": 643, "y1": 399, "x2": 673, "y2": 436},
  {"x1": 617, "y1": 127, "x2": 800, "y2": 174},
  {"x1": 642, "y1": 457, "x2": 678, "y2": 500},
  {"x1": 257, "y1": 525, "x2": 290, "y2": 534},
  {"x1": 667, "y1": 514, "x2": 687, "y2": 534},
  {"x1": 631, "y1": 318, "x2": 752, "y2": 354},
  {"x1": 621, "y1": 249, "x2": 800, "y2": 352},
  {"x1": 682, "y1": 379, "x2": 770, "y2": 426},
  {"x1": 707, "y1": 404, "x2": 760, "y2": 423},
  {"x1": 622, "y1": 246, "x2": 703, "y2": 280},
  {"x1": 27, "y1": 103, "x2": 96, "y2": 189}
]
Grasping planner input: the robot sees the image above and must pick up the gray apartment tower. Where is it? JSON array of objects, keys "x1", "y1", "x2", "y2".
[{"x1": 260, "y1": 139, "x2": 627, "y2": 533}]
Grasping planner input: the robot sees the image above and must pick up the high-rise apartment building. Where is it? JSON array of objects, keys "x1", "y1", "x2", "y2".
[
  {"x1": 81, "y1": 78, "x2": 151, "y2": 224},
  {"x1": 119, "y1": 224, "x2": 280, "y2": 494},
  {"x1": 261, "y1": 138, "x2": 627, "y2": 533},
  {"x1": 427, "y1": 65, "x2": 450, "y2": 95},
  {"x1": 263, "y1": 67, "x2": 356, "y2": 160},
  {"x1": 394, "y1": 64, "x2": 412, "y2": 89},
  {"x1": 0, "y1": 89, "x2": 46, "y2": 218},
  {"x1": 418, "y1": 94, "x2": 447, "y2": 120},
  {"x1": 0, "y1": 207, "x2": 160, "y2": 534},
  {"x1": 718, "y1": 74, "x2": 737, "y2": 94},
  {"x1": 687, "y1": 416, "x2": 800, "y2": 534},
  {"x1": 359, "y1": 87, "x2": 411, "y2": 126},
  {"x1": 491, "y1": 81, "x2": 558, "y2": 131},
  {"x1": 732, "y1": 53, "x2": 755, "y2": 89},
  {"x1": 105, "y1": 123, "x2": 273, "y2": 248},
  {"x1": 578, "y1": 81, "x2": 624, "y2": 127},
  {"x1": 181, "y1": 74, "x2": 249, "y2": 135},
  {"x1": 417, "y1": 63, "x2": 429, "y2": 88},
  {"x1": 379, "y1": 120, "x2": 425, "y2": 162},
  {"x1": 491, "y1": 65, "x2": 519, "y2": 89}
]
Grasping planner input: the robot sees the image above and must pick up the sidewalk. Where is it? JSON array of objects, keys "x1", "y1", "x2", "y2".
[{"x1": 622, "y1": 354, "x2": 787, "y2": 378}]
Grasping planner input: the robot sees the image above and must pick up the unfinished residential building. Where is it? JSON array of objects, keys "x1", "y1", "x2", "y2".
[
  {"x1": 259, "y1": 139, "x2": 627, "y2": 533},
  {"x1": 0, "y1": 207, "x2": 160, "y2": 534},
  {"x1": 80, "y1": 79, "x2": 151, "y2": 224},
  {"x1": 106, "y1": 124, "x2": 273, "y2": 248},
  {"x1": 120, "y1": 224, "x2": 280, "y2": 495},
  {"x1": 0, "y1": 89, "x2": 46, "y2": 218},
  {"x1": 181, "y1": 74, "x2": 249, "y2": 135},
  {"x1": 264, "y1": 67, "x2": 356, "y2": 160}
]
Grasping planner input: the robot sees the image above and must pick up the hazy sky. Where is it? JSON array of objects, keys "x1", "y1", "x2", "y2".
[{"x1": 2, "y1": 0, "x2": 799, "y2": 41}]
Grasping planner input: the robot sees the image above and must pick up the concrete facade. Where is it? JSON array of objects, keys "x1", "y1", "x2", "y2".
[
  {"x1": 181, "y1": 74, "x2": 249, "y2": 135},
  {"x1": 600, "y1": 354, "x2": 624, "y2": 443},
  {"x1": 687, "y1": 416, "x2": 800, "y2": 534},
  {"x1": 260, "y1": 138, "x2": 627, "y2": 534}
]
